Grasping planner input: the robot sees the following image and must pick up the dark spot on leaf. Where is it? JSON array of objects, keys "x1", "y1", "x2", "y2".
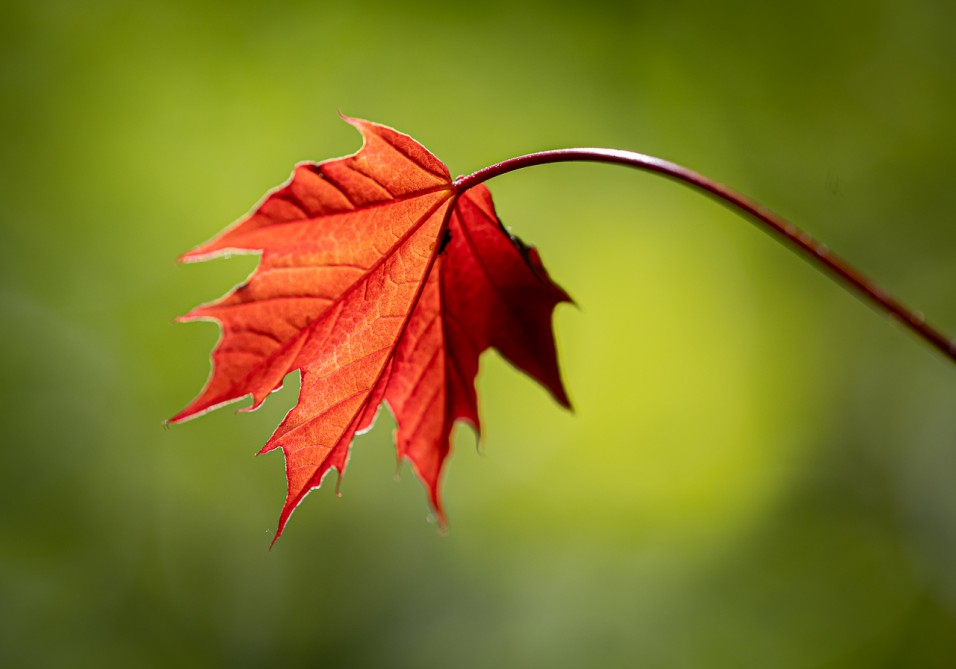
[{"x1": 438, "y1": 228, "x2": 453, "y2": 255}]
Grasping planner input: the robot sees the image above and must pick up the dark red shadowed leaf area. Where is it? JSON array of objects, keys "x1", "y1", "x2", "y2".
[{"x1": 170, "y1": 117, "x2": 571, "y2": 543}]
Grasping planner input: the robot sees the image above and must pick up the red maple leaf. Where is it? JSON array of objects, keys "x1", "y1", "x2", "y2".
[{"x1": 171, "y1": 117, "x2": 571, "y2": 540}]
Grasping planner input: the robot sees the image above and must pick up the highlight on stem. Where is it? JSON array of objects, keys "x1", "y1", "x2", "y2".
[{"x1": 454, "y1": 149, "x2": 956, "y2": 365}]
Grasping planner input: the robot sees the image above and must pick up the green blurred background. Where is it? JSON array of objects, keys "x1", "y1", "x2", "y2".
[{"x1": 3, "y1": 0, "x2": 956, "y2": 666}]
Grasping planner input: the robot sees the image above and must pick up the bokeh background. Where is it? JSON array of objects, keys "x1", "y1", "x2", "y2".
[{"x1": 3, "y1": 0, "x2": 956, "y2": 666}]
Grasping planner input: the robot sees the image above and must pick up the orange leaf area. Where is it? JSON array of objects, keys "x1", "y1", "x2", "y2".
[{"x1": 172, "y1": 118, "x2": 570, "y2": 541}]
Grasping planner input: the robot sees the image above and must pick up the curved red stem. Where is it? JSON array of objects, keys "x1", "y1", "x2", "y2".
[{"x1": 454, "y1": 149, "x2": 956, "y2": 364}]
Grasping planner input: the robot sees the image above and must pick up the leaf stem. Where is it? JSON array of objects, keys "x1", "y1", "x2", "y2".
[{"x1": 453, "y1": 149, "x2": 956, "y2": 364}]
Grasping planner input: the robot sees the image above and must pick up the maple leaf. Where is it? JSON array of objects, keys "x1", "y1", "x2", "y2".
[
  {"x1": 171, "y1": 117, "x2": 571, "y2": 540},
  {"x1": 173, "y1": 113, "x2": 956, "y2": 546}
]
